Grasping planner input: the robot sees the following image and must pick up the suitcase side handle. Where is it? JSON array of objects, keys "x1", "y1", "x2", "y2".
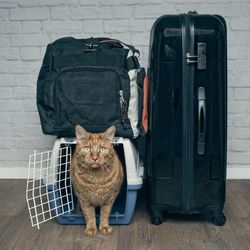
[{"x1": 198, "y1": 87, "x2": 206, "y2": 155}]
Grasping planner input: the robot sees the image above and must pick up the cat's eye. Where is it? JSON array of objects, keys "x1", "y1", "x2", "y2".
[
  {"x1": 84, "y1": 146, "x2": 91, "y2": 152},
  {"x1": 99, "y1": 147, "x2": 107, "y2": 152}
]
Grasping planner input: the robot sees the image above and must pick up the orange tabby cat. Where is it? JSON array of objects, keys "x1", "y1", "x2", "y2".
[{"x1": 71, "y1": 125, "x2": 124, "y2": 237}]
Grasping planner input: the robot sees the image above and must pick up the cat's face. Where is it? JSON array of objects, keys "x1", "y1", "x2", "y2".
[{"x1": 75, "y1": 125, "x2": 115, "y2": 169}]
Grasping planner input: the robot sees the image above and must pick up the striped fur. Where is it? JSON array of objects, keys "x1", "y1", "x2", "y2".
[{"x1": 71, "y1": 125, "x2": 124, "y2": 237}]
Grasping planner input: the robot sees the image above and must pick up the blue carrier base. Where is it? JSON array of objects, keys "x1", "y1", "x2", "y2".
[{"x1": 48, "y1": 184, "x2": 142, "y2": 225}]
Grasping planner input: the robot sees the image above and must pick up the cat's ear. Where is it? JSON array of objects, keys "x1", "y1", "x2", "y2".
[
  {"x1": 75, "y1": 125, "x2": 88, "y2": 142},
  {"x1": 103, "y1": 126, "x2": 116, "y2": 142}
]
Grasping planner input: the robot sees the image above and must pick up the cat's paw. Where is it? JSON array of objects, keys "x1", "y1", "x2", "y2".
[
  {"x1": 85, "y1": 227, "x2": 97, "y2": 237},
  {"x1": 99, "y1": 226, "x2": 113, "y2": 235}
]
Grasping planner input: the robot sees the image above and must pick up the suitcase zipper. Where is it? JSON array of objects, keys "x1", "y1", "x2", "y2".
[{"x1": 181, "y1": 14, "x2": 195, "y2": 213}]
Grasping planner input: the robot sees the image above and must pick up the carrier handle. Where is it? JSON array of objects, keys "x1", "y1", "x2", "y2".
[{"x1": 197, "y1": 87, "x2": 206, "y2": 155}]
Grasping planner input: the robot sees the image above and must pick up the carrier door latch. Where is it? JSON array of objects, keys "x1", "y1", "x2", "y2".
[{"x1": 186, "y1": 43, "x2": 206, "y2": 70}]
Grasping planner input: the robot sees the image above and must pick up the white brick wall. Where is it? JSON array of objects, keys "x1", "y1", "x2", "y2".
[{"x1": 0, "y1": 0, "x2": 250, "y2": 178}]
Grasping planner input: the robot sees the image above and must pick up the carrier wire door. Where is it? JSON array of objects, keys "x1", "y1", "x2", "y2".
[{"x1": 26, "y1": 141, "x2": 74, "y2": 229}]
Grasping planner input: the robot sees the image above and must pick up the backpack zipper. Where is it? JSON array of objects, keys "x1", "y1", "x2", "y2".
[{"x1": 119, "y1": 90, "x2": 129, "y2": 127}]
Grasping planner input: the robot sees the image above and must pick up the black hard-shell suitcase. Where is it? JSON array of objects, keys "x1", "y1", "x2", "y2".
[{"x1": 145, "y1": 12, "x2": 227, "y2": 225}]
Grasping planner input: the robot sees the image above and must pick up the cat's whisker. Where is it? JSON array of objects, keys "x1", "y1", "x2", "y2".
[
  {"x1": 102, "y1": 163, "x2": 110, "y2": 173},
  {"x1": 101, "y1": 165, "x2": 105, "y2": 172}
]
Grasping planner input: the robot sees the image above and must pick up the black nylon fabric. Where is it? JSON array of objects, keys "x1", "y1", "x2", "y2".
[{"x1": 37, "y1": 37, "x2": 144, "y2": 138}]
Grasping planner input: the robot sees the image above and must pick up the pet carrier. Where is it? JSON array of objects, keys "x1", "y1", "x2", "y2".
[{"x1": 26, "y1": 137, "x2": 143, "y2": 229}]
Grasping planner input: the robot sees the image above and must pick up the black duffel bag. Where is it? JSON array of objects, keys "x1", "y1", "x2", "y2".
[{"x1": 37, "y1": 37, "x2": 147, "y2": 138}]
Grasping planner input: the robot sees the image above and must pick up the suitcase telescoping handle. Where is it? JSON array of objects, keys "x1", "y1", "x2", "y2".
[{"x1": 197, "y1": 87, "x2": 206, "y2": 155}]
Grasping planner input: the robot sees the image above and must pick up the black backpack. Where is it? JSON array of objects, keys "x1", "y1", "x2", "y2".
[{"x1": 37, "y1": 37, "x2": 146, "y2": 138}]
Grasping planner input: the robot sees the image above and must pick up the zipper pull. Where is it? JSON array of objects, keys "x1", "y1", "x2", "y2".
[
  {"x1": 119, "y1": 90, "x2": 129, "y2": 128},
  {"x1": 119, "y1": 90, "x2": 127, "y2": 107}
]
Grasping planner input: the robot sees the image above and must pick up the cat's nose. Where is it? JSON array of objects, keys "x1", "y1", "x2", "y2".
[{"x1": 92, "y1": 156, "x2": 98, "y2": 161}]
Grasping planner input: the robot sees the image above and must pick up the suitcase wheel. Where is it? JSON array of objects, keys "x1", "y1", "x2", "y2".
[
  {"x1": 151, "y1": 212, "x2": 163, "y2": 225},
  {"x1": 210, "y1": 212, "x2": 226, "y2": 226}
]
